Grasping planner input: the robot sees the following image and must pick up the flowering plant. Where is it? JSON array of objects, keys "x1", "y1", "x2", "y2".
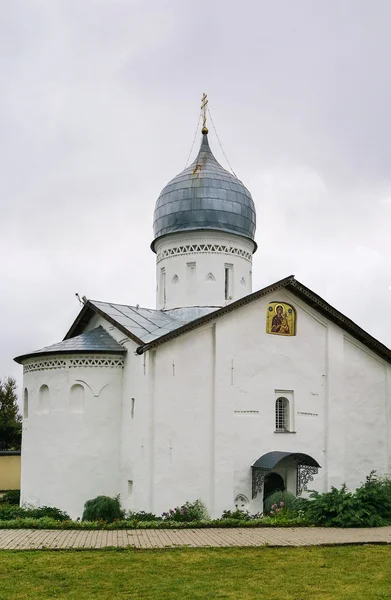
[
  {"x1": 269, "y1": 501, "x2": 285, "y2": 515},
  {"x1": 162, "y1": 499, "x2": 209, "y2": 522}
]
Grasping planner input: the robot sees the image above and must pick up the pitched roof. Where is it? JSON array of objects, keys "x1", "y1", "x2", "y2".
[
  {"x1": 63, "y1": 275, "x2": 391, "y2": 365},
  {"x1": 65, "y1": 301, "x2": 215, "y2": 345},
  {"x1": 14, "y1": 326, "x2": 126, "y2": 364}
]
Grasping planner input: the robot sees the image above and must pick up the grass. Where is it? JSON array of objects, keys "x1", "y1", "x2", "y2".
[{"x1": 0, "y1": 546, "x2": 391, "y2": 599}]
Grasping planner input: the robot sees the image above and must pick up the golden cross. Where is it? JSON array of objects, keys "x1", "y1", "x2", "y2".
[{"x1": 201, "y1": 92, "x2": 208, "y2": 134}]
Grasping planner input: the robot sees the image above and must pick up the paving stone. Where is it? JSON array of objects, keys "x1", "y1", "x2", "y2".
[{"x1": 1, "y1": 527, "x2": 391, "y2": 550}]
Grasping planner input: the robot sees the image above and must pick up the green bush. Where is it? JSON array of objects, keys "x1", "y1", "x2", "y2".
[
  {"x1": 0, "y1": 490, "x2": 20, "y2": 505},
  {"x1": 354, "y1": 471, "x2": 391, "y2": 523},
  {"x1": 220, "y1": 509, "x2": 252, "y2": 521},
  {"x1": 0, "y1": 504, "x2": 69, "y2": 521},
  {"x1": 127, "y1": 511, "x2": 162, "y2": 522},
  {"x1": 306, "y1": 471, "x2": 391, "y2": 527},
  {"x1": 264, "y1": 491, "x2": 299, "y2": 515},
  {"x1": 162, "y1": 499, "x2": 209, "y2": 522},
  {"x1": 82, "y1": 495, "x2": 124, "y2": 523},
  {"x1": 0, "y1": 516, "x2": 310, "y2": 530}
]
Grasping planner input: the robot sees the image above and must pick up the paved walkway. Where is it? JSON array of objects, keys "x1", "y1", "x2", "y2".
[{"x1": 1, "y1": 527, "x2": 391, "y2": 550}]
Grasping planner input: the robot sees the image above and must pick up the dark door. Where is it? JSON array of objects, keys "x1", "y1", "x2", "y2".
[{"x1": 263, "y1": 472, "x2": 285, "y2": 501}]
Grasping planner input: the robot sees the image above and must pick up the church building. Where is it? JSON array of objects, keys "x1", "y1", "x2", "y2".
[{"x1": 15, "y1": 100, "x2": 391, "y2": 519}]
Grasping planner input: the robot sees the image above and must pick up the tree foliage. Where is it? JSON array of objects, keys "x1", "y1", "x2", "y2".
[{"x1": 0, "y1": 377, "x2": 22, "y2": 451}]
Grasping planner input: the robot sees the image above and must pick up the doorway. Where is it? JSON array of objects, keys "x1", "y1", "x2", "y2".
[{"x1": 263, "y1": 472, "x2": 285, "y2": 502}]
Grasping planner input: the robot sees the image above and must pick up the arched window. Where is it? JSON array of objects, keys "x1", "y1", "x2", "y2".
[
  {"x1": 38, "y1": 385, "x2": 50, "y2": 414},
  {"x1": 70, "y1": 384, "x2": 84, "y2": 414},
  {"x1": 275, "y1": 397, "x2": 289, "y2": 431},
  {"x1": 23, "y1": 388, "x2": 28, "y2": 419}
]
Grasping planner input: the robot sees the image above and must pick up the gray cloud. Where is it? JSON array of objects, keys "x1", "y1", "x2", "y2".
[{"x1": 1, "y1": 0, "x2": 390, "y2": 392}]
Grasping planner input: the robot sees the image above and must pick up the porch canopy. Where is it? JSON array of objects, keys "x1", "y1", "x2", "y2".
[{"x1": 251, "y1": 451, "x2": 321, "y2": 499}]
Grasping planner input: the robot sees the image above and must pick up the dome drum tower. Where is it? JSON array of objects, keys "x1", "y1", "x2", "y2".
[{"x1": 151, "y1": 125, "x2": 257, "y2": 311}]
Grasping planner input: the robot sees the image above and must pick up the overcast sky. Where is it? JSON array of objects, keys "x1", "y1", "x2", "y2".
[{"x1": 1, "y1": 0, "x2": 391, "y2": 393}]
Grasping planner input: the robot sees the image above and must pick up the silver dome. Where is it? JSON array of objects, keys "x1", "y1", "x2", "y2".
[{"x1": 151, "y1": 134, "x2": 256, "y2": 252}]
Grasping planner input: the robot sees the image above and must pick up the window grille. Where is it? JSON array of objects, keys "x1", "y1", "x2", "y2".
[{"x1": 275, "y1": 397, "x2": 289, "y2": 431}]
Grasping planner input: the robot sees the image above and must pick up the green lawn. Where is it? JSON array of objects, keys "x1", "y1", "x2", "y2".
[{"x1": 0, "y1": 546, "x2": 390, "y2": 599}]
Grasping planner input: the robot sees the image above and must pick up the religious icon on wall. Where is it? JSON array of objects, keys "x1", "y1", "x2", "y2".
[{"x1": 266, "y1": 302, "x2": 296, "y2": 336}]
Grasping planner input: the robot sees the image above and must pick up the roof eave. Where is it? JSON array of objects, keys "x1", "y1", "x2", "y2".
[
  {"x1": 136, "y1": 275, "x2": 391, "y2": 364},
  {"x1": 150, "y1": 228, "x2": 258, "y2": 254},
  {"x1": 14, "y1": 347, "x2": 127, "y2": 365},
  {"x1": 286, "y1": 280, "x2": 391, "y2": 362}
]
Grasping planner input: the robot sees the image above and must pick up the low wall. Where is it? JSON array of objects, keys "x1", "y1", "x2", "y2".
[{"x1": 0, "y1": 451, "x2": 21, "y2": 490}]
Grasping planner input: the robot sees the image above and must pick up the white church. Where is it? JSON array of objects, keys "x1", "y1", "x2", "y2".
[{"x1": 15, "y1": 103, "x2": 391, "y2": 519}]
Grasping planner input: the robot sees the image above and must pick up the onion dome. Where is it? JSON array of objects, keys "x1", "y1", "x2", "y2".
[{"x1": 151, "y1": 133, "x2": 256, "y2": 252}]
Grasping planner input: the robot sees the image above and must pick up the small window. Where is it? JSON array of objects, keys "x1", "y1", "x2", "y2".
[
  {"x1": 224, "y1": 264, "x2": 233, "y2": 300},
  {"x1": 128, "y1": 480, "x2": 133, "y2": 498},
  {"x1": 160, "y1": 267, "x2": 166, "y2": 306},
  {"x1": 23, "y1": 388, "x2": 28, "y2": 419},
  {"x1": 275, "y1": 397, "x2": 289, "y2": 431}
]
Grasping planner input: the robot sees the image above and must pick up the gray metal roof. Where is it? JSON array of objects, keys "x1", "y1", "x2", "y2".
[
  {"x1": 252, "y1": 452, "x2": 321, "y2": 470},
  {"x1": 151, "y1": 133, "x2": 256, "y2": 251},
  {"x1": 14, "y1": 326, "x2": 126, "y2": 363},
  {"x1": 88, "y1": 301, "x2": 216, "y2": 344}
]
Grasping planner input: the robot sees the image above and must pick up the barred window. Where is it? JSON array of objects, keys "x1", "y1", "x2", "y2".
[{"x1": 275, "y1": 397, "x2": 289, "y2": 431}]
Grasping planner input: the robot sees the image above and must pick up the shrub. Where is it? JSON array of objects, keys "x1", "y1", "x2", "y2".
[
  {"x1": 82, "y1": 495, "x2": 124, "y2": 523},
  {"x1": 0, "y1": 490, "x2": 20, "y2": 505},
  {"x1": 354, "y1": 471, "x2": 391, "y2": 523},
  {"x1": 264, "y1": 491, "x2": 299, "y2": 515},
  {"x1": 305, "y1": 472, "x2": 391, "y2": 527},
  {"x1": 162, "y1": 499, "x2": 209, "y2": 522},
  {"x1": 221, "y1": 509, "x2": 252, "y2": 521},
  {"x1": 0, "y1": 504, "x2": 70, "y2": 521},
  {"x1": 127, "y1": 511, "x2": 162, "y2": 522}
]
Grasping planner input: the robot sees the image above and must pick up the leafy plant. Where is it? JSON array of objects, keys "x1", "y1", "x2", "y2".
[
  {"x1": 0, "y1": 490, "x2": 20, "y2": 505},
  {"x1": 305, "y1": 472, "x2": 391, "y2": 527},
  {"x1": 221, "y1": 509, "x2": 252, "y2": 521},
  {"x1": 0, "y1": 504, "x2": 70, "y2": 521},
  {"x1": 82, "y1": 495, "x2": 124, "y2": 523},
  {"x1": 127, "y1": 511, "x2": 162, "y2": 522},
  {"x1": 264, "y1": 491, "x2": 299, "y2": 515},
  {"x1": 162, "y1": 499, "x2": 209, "y2": 522}
]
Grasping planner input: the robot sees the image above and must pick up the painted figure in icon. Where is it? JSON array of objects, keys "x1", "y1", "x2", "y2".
[{"x1": 271, "y1": 304, "x2": 290, "y2": 334}]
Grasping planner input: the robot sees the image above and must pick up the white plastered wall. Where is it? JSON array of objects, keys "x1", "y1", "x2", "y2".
[
  {"x1": 154, "y1": 230, "x2": 255, "y2": 310},
  {"x1": 21, "y1": 352, "x2": 124, "y2": 519},
  {"x1": 136, "y1": 289, "x2": 391, "y2": 518},
  {"x1": 20, "y1": 293, "x2": 391, "y2": 520}
]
